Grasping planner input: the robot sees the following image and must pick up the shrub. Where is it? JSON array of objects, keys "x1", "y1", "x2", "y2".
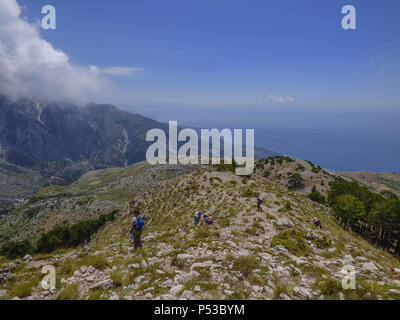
[
  {"x1": 271, "y1": 229, "x2": 310, "y2": 256},
  {"x1": 78, "y1": 254, "x2": 109, "y2": 270},
  {"x1": 313, "y1": 235, "x2": 331, "y2": 249},
  {"x1": 308, "y1": 186, "x2": 326, "y2": 204},
  {"x1": 314, "y1": 277, "x2": 342, "y2": 299},
  {"x1": 36, "y1": 210, "x2": 117, "y2": 253},
  {"x1": 215, "y1": 159, "x2": 237, "y2": 173},
  {"x1": 56, "y1": 283, "x2": 80, "y2": 300},
  {"x1": 110, "y1": 270, "x2": 124, "y2": 287},
  {"x1": 233, "y1": 255, "x2": 259, "y2": 277},
  {"x1": 241, "y1": 188, "x2": 254, "y2": 198},
  {"x1": 263, "y1": 169, "x2": 272, "y2": 178},
  {"x1": 9, "y1": 281, "x2": 34, "y2": 298},
  {"x1": 0, "y1": 240, "x2": 34, "y2": 259},
  {"x1": 380, "y1": 190, "x2": 398, "y2": 200},
  {"x1": 286, "y1": 173, "x2": 305, "y2": 191}
]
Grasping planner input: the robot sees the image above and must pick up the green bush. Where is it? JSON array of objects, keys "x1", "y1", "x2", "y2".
[
  {"x1": 308, "y1": 186, "x2": 326, "y2": 204},
  {"x1": 380, "y1": 190, "x2": 398, "y2": 200},
  {"x1": 271, "y1": 229, "x2": 310, "y2": 256},
  {"x1": 56, "y1": 283, "x2": 80, "y2": 300},
  {"x1": 233, "y1": 255, "x2": 260, "y2": 277},
  {"x1": 241, "y1": 188, "x2": 254, "y2": 197},
  {"x1": 36, "y1": 210, "x2": 117, "y2": 253},
  {"x1": 0, "y1": 240, "x2": 34, "y2": 259},
  {"x1": 286, "y1": 173, "x2": 305, "y2": 191}
]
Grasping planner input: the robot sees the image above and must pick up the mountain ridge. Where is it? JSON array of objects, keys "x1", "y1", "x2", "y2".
[
  {"x1": 0, "y1": 96, "x2": 280, "y2": 214},
  {"x1": 1, "y1": 158, "x2": 400, "y2": 300}
]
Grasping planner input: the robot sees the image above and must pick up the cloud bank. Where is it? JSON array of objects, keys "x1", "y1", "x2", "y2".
[
  {"x1": 266, "y1": 94, "x2": 295, "y2": 104},
  {"x1": 0, "y1": 0, "x2": 139, "y2": 105}
]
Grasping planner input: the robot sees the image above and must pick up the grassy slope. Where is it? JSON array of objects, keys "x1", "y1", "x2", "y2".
[
  {"x1": 2, "y1": 163, "x2": 400, "y2": 300},
  {"x1": 0, "y1": 160, "x2": 47, "y2": 214},
  {"x1": 337, "y1": 171, "x2": 400, "y2": 196},
  {"x1": 0, "y1": 162, "x2": 196, "y2": 244}
]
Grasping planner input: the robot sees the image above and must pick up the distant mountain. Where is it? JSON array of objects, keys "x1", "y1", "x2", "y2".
[
  {"x1": 0, "y1": 96, "x2": 166, "y2": 180},
  {"x1": 0, "y1": 96, "x2": 280, "y2": 213}
]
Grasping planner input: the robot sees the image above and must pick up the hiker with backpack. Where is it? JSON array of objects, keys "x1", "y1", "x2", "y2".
[
  {"x1": 194, "y1": 211, "x2": 202, "y2": 226},
  {"x1": 312, "y1": 217, "x2": 322, "y2": 229},
  {"x1": 203, "y1": 214, "x2": 213, "y2": 226},
  {"x1": 256, "y1": 195, "x2": 263, "y2": 211},
  {"x1": 131, "y1": 209, "x2": 145, "y2": 250}
]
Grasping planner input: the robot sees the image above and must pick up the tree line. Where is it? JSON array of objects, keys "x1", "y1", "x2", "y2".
[
  {"x1": 0, "y1": 210, "x2": 117, "y2": 259},
  {"x1": 310, "y1": 178, "x2": 400, "y2": 255}
]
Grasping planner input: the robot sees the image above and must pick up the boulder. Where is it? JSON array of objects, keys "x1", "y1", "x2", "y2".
[
  {"x1": 276, "y1": 218, "x2": 293, "y2": 229},
  {"x1": 252, "y1": 285, "x2": 263, "y2": 294},
  {"x1": 180, "y1": 290, "x2": 193, "y2": 300},
  {"x1": 134, "y1": 275, "x2": 145, "y2": 283},
  {"x1": 90, "y1": 279, "x2": 114, "y2": 290},
  {"x1": 24, "y1": 254, "x2": 33, "y2": 261},
  {"x1": 389, "y1": 289, "x2": 400, "y2": 295},
  {"x1": 79, "y1": 266, "x2": 88, "y2": 274},
  {"x1": 87, "y1": 266, "x2": 96, "y2": 274},
  {"x1": 177, "y1": 254, "x2": 193, "y2": 260},
  {"x1": 279, "y1": 293, "x2": 291, "y2": 300},
  {"x1": 162, "y1": 279, "x2": 174, "y2": 287},
  {"x1": 361, "y1": 262, "x2": 379, "y2": 274},
  {"x1": 108, "y1": 293, "x2": 120, "y2": 300},
  {"x1": 274, "y1": 245, "x2": 289, "y2": 254},
  {"x1": 224, "y1": 289, "x2": 234, "y2": 296},
  {"x1": 174, "y1": 271, "x2": 200, "y2": 283},
  {"x1": 293, "y1": 286, "x2": 313, "y2": 299},
  {"x1": 190, "y1": 261, "x2": 213, "y2": 270},
  {"x1": 169, "y1": 285, "x2": 184, "y2": 296},
  {"x1": 355, "y1": 256, "x2": 369, "y2": 263}
]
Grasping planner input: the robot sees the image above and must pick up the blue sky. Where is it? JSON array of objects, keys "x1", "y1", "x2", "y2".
[
  {"x1": 15, "y1": 0, "x2": 400, "y2": 171},
  {"x1": 20, "y1": 0, "x2": 400, "y2": 109}
]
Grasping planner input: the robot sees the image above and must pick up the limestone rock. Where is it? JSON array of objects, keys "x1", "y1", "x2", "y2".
[
  {"x1": 90, "y1": 279, "x2": 114, "y2": 290},
  {"x1": 169, "y1": 285, "x2": 184, "y2": 296}
]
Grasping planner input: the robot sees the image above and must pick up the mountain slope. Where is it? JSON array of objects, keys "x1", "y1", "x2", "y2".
[
  {"x1": 0, "y1": 97, "x2": 166, "y2": 177},
  {"x1": 337, "y1": 171, "x2": 400, "y2": 196},
  {"x1": 0, "y1": 96, "x2": 280, "y2": 212},
  {"x1": 1, "y1": 161, "x2": 400, "y2": 300},
  {"x1": 0, "y1": 159, "x2": 47, "y2": 215}
]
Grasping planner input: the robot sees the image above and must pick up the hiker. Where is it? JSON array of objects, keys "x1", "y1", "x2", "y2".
[
  {"x1": 131, "y1": 210, "x2": 145, "y2": 250},
  {"x1": 203, "y1": 214, "x2": 213, "y2": 226},
  {"x1": 194, "y1": 211, "x2": 202, "y2": 226},
  {"x1": 256, "y1": 195, "x2": 263, "y2": 211},
  {"x1": 312, "y1": 217, "x2": 322, "y2": 229}
]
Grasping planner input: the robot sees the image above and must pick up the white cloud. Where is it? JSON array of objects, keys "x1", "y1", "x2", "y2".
[
  {"x1": 266, "y1": 94, "x2": 295, "y2": 104},
  {"x1": 0, "y1": 0, "x2": 140, "y2": 105}
]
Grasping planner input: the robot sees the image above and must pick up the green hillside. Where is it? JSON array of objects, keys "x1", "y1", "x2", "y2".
[{"x1": 1, "y1": 159, "x2": 400, "y2": 300}]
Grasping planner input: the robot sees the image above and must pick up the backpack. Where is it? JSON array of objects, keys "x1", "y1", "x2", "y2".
[{"x1": 135, "y1": 216, "x2": 145, "y2": 230}]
